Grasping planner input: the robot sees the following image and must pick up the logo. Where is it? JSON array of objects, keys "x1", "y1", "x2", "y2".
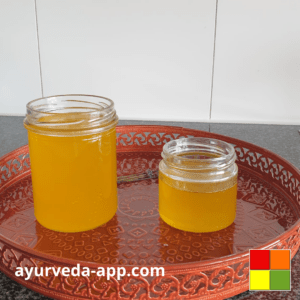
[{"x1": 249, "y1": 249, "x2": 291, "y2": 291}]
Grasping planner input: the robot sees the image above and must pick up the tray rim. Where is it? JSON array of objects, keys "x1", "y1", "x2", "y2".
[{"x1": 0, "y1": 124, "x2": 299, "y2": 272}]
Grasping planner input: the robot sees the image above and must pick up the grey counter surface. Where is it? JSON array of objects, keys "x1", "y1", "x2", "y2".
[{"x1": 0, "y1": 116, "x2": 300, "y2": 299}]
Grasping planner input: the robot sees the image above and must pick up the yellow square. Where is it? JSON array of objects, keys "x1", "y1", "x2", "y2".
[{"x1": 250, "y1": 270, "x2": 270, "y2": 290}]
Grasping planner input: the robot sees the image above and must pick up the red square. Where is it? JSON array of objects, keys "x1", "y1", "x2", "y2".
[{"x1": 250, "y1": 250, "x2": 270, "y2": 270}]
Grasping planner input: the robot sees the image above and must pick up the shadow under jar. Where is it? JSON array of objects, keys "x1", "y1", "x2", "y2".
[
  {"x1": 24, "y1": 95, "x2": 119, "y2": 232},
  {"x1": 159, "y1": 137, "x2": 238, "y2": 232}
]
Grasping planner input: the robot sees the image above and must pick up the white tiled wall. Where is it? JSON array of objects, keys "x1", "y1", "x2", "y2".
[
  {"x1": 212, "y1": 0, "x2": 300, "y2": 124},
  {"x1": 0, "y1": 0, "x2": 300, "y2": 124},
  {"x1": 36, "y1": 0, "x2": 216, "y2": 121},
  {"x1": 0, "y1": 0, "x2": 42, "y2": 115}
]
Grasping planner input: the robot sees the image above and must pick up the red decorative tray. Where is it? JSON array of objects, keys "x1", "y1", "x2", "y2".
[{"x1": 0, "y1": 125, "x2": 300, "y2": 300}]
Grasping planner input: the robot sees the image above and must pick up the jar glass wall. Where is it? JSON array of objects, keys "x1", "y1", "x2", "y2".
[
  {"x1": 24, "y1": 95, "x2": 119, "y2": 232},
  {"x1": 159, "y1": 137, "x2": 238, "y2": 232}
]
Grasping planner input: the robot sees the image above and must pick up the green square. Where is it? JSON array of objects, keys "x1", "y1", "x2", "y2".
[{"x1": 270, "y1": 270, "x2": 290, "y2": 290}]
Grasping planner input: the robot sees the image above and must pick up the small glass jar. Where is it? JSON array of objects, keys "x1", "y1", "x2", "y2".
[
  {"x1": 159, "y1": 137, "x2": 238, "y2": 232},
  {"x1": 24, "y1": 95, "x2": 118, "y2": 232}
]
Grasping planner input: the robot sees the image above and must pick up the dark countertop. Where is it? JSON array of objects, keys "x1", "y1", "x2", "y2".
[{"x1": 0, "y1": 116, "x2": 300, "y2": 300}]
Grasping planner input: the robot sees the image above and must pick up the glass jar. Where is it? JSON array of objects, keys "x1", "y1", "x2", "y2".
[
  {"x1": 159, "y1": 137, "x2": 238, "y2": 232},
  {"x1": 24, "y1": 95, "x2": 119, "y2": 232}
]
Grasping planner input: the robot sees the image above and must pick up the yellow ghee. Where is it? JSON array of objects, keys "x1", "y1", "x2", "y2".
[{"x1": 159, "y1": 172, "x2": 237, "y2": 232}]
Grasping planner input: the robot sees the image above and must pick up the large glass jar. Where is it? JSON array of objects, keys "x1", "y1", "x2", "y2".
[
  {"x1": 159, "y1": 137, "x2": 238, "y2": 232},
  {"x1": 24, "y1": 95, "x2": 118, "y2": 232}
]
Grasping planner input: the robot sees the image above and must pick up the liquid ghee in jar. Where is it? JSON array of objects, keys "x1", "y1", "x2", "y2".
[
  {"x1": 159, "y1": 138, "x2": 238, "y2": 232},
  {"x1": 24, "y1": 95, "x2": 119, "y2": 232}
]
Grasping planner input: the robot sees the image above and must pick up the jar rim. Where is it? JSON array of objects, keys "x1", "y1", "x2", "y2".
[
  {"x1": 24, "y1": 94, "x2": 118, "y2": 136},
  {"x1": 162, "y1": 137, "x2": 236, "y2": 171},
  {"x1": 26, "y1": 94, "x2": 114, "y2": 114}
]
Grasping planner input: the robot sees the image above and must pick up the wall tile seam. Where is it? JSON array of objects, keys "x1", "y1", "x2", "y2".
[
  {"x1": 209, "y1": 0, "x2": 219, "y2": 126},
  {"x1": 34, "y1": 0, "x2": 44, "y2": 97}
]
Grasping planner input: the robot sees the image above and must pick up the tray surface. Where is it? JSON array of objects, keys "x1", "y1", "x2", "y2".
[
  {"x1": 0, "y1": 152, "x2": 298, "y2": 265},
  {"x1": 1, "y1": 125, "x2": 300, "y2": 299}
]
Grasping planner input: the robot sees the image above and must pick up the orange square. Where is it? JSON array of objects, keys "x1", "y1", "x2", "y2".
[{"x1": 270, "y1": 250, "x2": 290, "y2": 270}]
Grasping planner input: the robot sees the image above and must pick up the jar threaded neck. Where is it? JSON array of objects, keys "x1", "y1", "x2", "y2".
[{"x1": 24, "y1": 94, "x2": 118, "y2": 136}]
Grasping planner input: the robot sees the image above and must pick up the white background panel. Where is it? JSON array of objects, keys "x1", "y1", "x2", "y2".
[
  {"x1": 36, "y1": 0, "x2": 216, "y2": 121},
  {"x1": 212, "y1": 0, "x2": 300, "y2": 124},
  {"x1": 0, "y1": 0, "x2": 42, "y2": 115}
]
